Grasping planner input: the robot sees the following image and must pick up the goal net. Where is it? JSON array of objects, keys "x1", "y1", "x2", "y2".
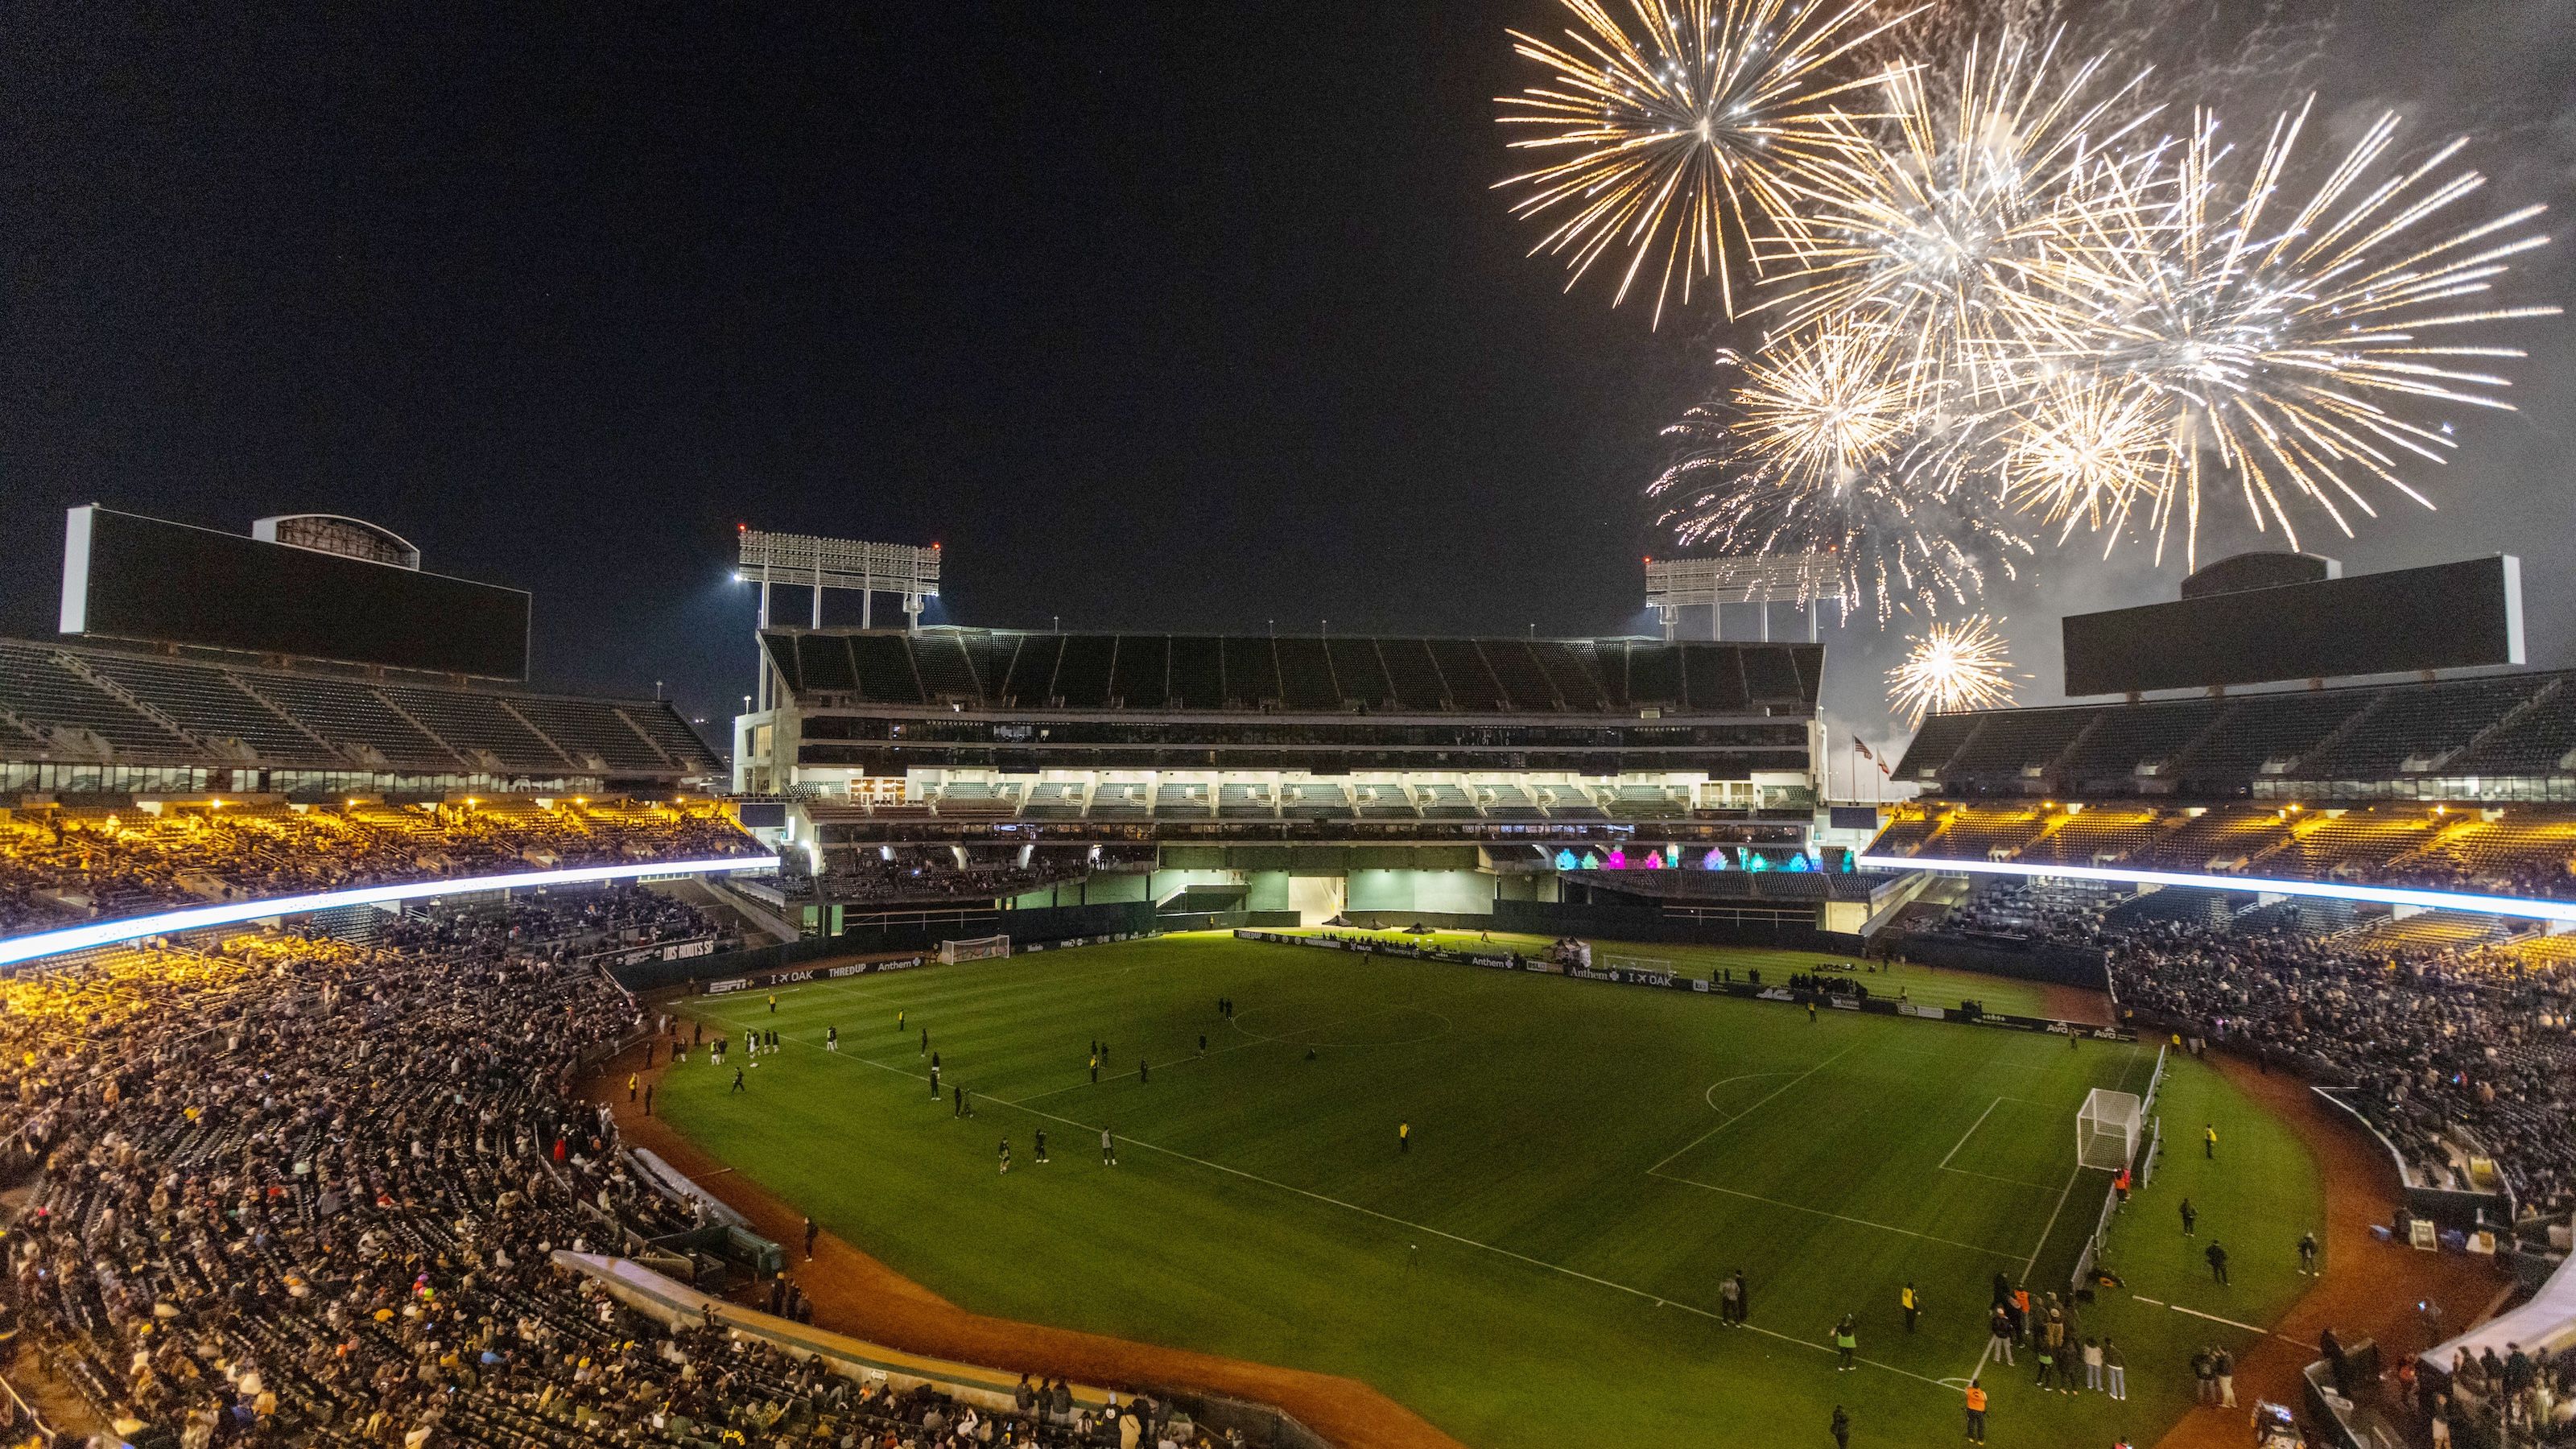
[
  {"x1": 2076, "y1": 1088, "x2": 2145, "y2": 1172},
  {"x1": 938, "y1": 935, "x2": 1012, "y2": 964},
  {"x1": 1602, "y1": 955, "x2": 1676, "y2": 975}
]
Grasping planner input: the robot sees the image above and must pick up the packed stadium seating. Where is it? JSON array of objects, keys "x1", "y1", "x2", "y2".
[
  {"x1": 0, "y1": 799, "x2": 761, "y2": 935},
  {"x1": 1870, "y1": 801, "x2": 2576, "y2": 898},
  {"x1": 0, "y1": 638, "x2": 720, "y2": 783},
  {"x1": 0, "y1": 898, "x2": 1141, "y2": 1448},
  {"x1": 1897, "y1": 669, "x2": 2576, "y2": 799},
  {"x1": 2103, "y1": 912, "x2": 2576, "y2": 1212}
]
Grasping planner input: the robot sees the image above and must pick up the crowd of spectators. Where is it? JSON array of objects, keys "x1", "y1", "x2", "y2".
[
  {"x1": 2109, "y1": 911, "x2": 2576, "y2": 1212},
  {"x1": 0, "y1": 901, "x2": 1193, "y2": 1448},
  {"x1": 0, "y1": 800, "x2": 761, "y2": 935},
  {"x1": 1945, "y1": 882, "x2": 2119, "y2": 941},
  {"x1": 2439, "y1": 1339, "x2": 2576, "y2": 1445},
  {"x1": 812, "y1": 848, "x2": 1096, "y2": 907}
]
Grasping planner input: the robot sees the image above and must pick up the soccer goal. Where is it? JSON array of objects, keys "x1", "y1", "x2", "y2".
[
  {"x1": 2076, "y1": 1088, "x2": 2145, "y2": 1172},
  {"x1": 1602, "y1": 955, "x2": 1676, "y2": 976},
  {"x1": 938, "y1": 935, "x2": 1012, "y2": 964}
]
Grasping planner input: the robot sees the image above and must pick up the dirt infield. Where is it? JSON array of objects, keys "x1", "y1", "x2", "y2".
[
  {"x1": 2150, "y1": 1053, "x2": 2500, "y2": 1449},
  {"x1": 588, "y1": 1038, "x2": 1468, "y2": 1449}
]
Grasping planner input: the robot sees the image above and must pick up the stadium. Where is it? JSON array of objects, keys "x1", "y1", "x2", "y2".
[{"x1": 0, "y1": 498, "x2": 2562, "y2": 1449}]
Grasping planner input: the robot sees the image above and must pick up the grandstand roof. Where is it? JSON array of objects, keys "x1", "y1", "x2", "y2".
[
  {"x1": 0, "y1": 637, "x2": 719, "y2": 781},
  {"x1": 1893, "y1": 668, "x2": 2576, "y2": 799},
  {"x1": 763, "y1": 627, "x2": 1823, "y2": 718}
]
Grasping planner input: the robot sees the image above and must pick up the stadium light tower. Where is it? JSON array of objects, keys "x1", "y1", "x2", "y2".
[
  {"x1": 737, "y1": 526, "x2": 939, "y2": 631},
  {"x1": 1643, "y1": 555, "x2": 1847, "y2": 642},
  {"x1": 737, "y1": 526, "x2": 941, "y2": 713}
]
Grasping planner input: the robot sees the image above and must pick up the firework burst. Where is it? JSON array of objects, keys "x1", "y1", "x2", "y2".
[
  {"x1": 1887, "y1": 614, "x2": 2022, "y2": 722},
  {"x1": 1496, "y1": 0, "x2": 1919, "y2": 324},
  {"x1": 1992, "y1": 371, "x2": 2174, "y2": 543},
  {"x1": 1652, "y1": 340, "x2": 2033, "y2": 621},
  {"x1": 1753, "y1": 29, "x2": 2160, "y2": 393},
  {"x1": 2033, "y1": 102, "x2": 2562, "y2": 568}
]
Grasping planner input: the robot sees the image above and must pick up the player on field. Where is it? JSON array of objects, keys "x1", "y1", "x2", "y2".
[
  {"x1": 730, "y1": 1067, "x2": 745, "y2": 1094},
  {"x1": 1034, "y1": 1129, "x2": 1048, "y2": 1163},
  {"x1": 2298, "y1": 1230, "x2": 2319, "y2": 1274},
  {"x1": 1397, "y1": 1121, "x2": 1410, "y2": 1154},
  {"x1": 2205, "y1": 1122, "x2": 2218, "y2": 1158},
  {"x1": 1089, "y1": 1053, "x2": 1100, "y2": 1084},
  {"x1": 1139, "y1": 1059, "x2": 1149, "y2": 1084},
  {"x1": 1100, "y1": 1125, "x2": 1117, "y2": 1166},
  {"x1": 826, "y1": 1026, "x2": 838, "y2": 1051},
  {"x1": 998, "y1": 1137, "x2": 1010, "y2": 1174}
]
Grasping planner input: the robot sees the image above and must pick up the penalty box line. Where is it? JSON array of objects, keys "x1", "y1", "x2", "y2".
[
  {"x1": 1935, "y1": 1096, "x2": 2060, "y2": 1192},
  {"x1": 770, "y1": 1032, "x2": 1963, "y2": 1397},
  {"x1": 1959, "y1": 1042, "x2": 2157, "y2": 1385}
]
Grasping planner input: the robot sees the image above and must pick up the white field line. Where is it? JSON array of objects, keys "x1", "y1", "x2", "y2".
[
  {"x1": 756, "y1": 1029, "x2": 1967, "y2": 1395},
  {"x1": 1958, "y1": 1043, "x2": 2157, "y2": 1387},
  {"x1": 2168, "y1": 1302, "x2": 2309, "y2": 1344},
  {"x1": 1938, "y1": 1098, "x2": 2005, "y2": 1172},
  {"x1": 1645, "y1": 1042, "x2": 1856, "y2": 1176},
  {"x1": 1646, "y1": 1171, "x2": 2029, "y2": 1261},
  {"x1": 1703, "y1": 1071, "x2": 1796, "y2": 1111}
]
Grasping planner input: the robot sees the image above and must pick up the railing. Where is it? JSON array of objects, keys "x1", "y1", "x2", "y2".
[{"x1": 0, "y1": 1360, "x2": 57, "y2": 1443}]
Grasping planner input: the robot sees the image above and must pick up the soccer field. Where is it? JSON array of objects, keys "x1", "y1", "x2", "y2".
[{"x1": 660, "y1": 933, "x2": 2321, "y2": 1449}]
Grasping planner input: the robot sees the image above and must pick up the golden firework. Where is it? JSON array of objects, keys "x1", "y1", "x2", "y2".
[
  {"x1": 1496, "y1": 0, "x2": 1918, "y2": 324},
  {"x1": 1754, "y1": 30, "x2": 2159, "y2": 394},
  {"x1": 1728, "y1": 327, "x2": 1916, "y2": 486},
  {"x1": 2033, "y1": 102, "x2": 2562, "y2": 568},
  {"x1": 1887, "y1": 614, "x2": 2021, "y2": 724},
  {"x1": 1993, "y1": 372, "x2": 2174, "y2": 545}
]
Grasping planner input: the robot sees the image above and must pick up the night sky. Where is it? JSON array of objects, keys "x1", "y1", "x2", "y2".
[{"x1": 6, "y1": 2, "x2": 2570, "y2": 757}]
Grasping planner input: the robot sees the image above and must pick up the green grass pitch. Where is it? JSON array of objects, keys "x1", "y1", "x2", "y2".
[{"x1": 660, "y1": 932, "x2": 2322, "y2": 1449}]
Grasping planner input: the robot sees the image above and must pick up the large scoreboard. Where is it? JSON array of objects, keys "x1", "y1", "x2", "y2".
[
  {"x1": 2062, "y1": 555, "x2": 2522, "y2": 696},
  {"x1": 59, "y1": 506, "x2": 530, "y2": 679}
]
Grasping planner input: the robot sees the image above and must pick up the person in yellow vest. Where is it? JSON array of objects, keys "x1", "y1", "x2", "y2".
[
  {"x1": 2205, "y1": 1122, "x2": 2219, "y2": 1159},
  {"x1": 1963, "y1": 1379, "x2": 1988, "y2": 1443},
  {"x1": 1901, "y1": 1281, "x2": 1920, "y2": 1332},
  {"x1": 1397, "y1": 1121, "x2": 1411, "y2": 1154},
  {"x1": 767, "y1": 993, "x2": 778, "y2": 1013},
  {"x1": 626, "y1": 1073, "x2": 638, "y2": 1103}
]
